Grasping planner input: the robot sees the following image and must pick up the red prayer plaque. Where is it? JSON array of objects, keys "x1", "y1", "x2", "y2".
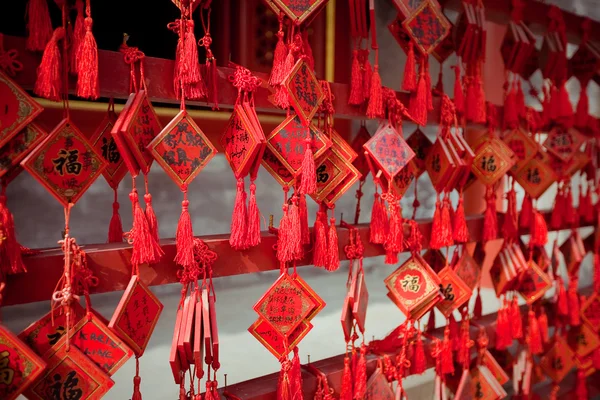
[
  {"x1": 292, "y1": 273, "x2": 325, "y2": 322},
  {"x1": 249, "y1": 318, "x2": 312, "y2": 359},
  {"x1": 19, "y1": 301, "x2": 85, "y2": 358},
  {"x1": 340, "y1": 295, "x2": 353, "y2": 343},
  {"x1": 436, "y1": 266, "x2": 472, "y2": 318},
  {"x1": 170, "y1": 308, "x2": 183, "y2": 384},
  {"x1": 540, "y1": 337, "x2": 575, "y2": 383},
  {"x1": 330, "y1": 129, "x2": 357, "y2": 163},
  {"x1": 425, "y1": 137, "x2": 456, "y2": 193},
  {"x1": 352, "y1": 270, "x2": 368, "y2": 334},
  {"x1": 283, "y1": 60, "x2": 324, "y2": 126},
  {"x1": 108, "y1": 275, "x2": 164, "y2": 357},
  {"x1": 471, "y1": 138, "x2": 515, "y2": 186},
  {"x1": 481, "y1": 350, "x2": 510, "y2": 385},
  {"x1": 270, "y1": 0, "x2": 328, "y2": 26},
  {"x1": 220, "y1": 105, "x2": 261, "y2": 179},
  {"x1": 254, "y1": 273, "x2": 316, "y2": 338},
  {"x1": 310, "y1": 148, "x2": 351, "y2": 203},
  {"x1": 91, "y1": 111, "x2": 127, "y2": 189},
  {"x1": 261, "y1": 146, "x2": 295, "y2": 188},
  {"x1": 193, "y1": 300, "x2": 204, "y2": 379},
  {"x1": 209, "y1": 292, "x2": 220, "y2": 370},
  {"x1": 581, "y1": 293, "x2": 600, "y2": 330},
  {"x1": 454, "y1": 252, "x2": 481, "y2": 291},
  {"x1": 177, "y1": 296, "x2": 192, "y2": 372},
  {"x1": 365, "y1": 368, "x2": 395, "y2": 399},
  {"x1": 0, "y1": 123, "x2": 47, "y2": 180},
  {"x1": 111, "y1": 93, "x2": 141, "y2": 177},
  {"x1": 241, "y1": 102, "x2": 268, "y2": 180},
  {"x1": 514, "y1": 152, "x2": 557, "y2": 199},
  {"x1": 503, "y1": 128, "x2": 539, "y2": 175},
  {"x1": 21, "y1": 119, "x2": 107, "y2": 207},
  {"x1": 0, "y1": 325, "x2": 47, "y2": 400},
  {"x1": 567, "y1": 323, "x2": 600, "y2": 359},
  {"x1": 406, "y1": 128, "x2": 432, "y2": 178},
  {"x1": 267, "y1": 115, "x2": 332, "y2": 176},
  {"x1": 27, "y1": 344, "x2": 114, "y2": 400},
  {"x1": 469, "y1": 366, "x2": 507, "y2": 400},
  {"x1": 323, "y1": 159, "x2": 361, "y2": 207},
  {"x1": 402, "y1": 0, "x2": 451, "y2": 55},
  {"x1": 0, "y1": 70, "x2": 43, "y2": 150},
  {"x1": 391, "y1": 162, "x2": 415, "y2": 198},
  {"x1": 202, "y1": 289, "x2": 212, "y2": 367},
  {"x1": 544, "y1": 126, "x2": 586, "y2": 162},
  {"x1": 517, "y1": 261, "x2": 552, "y2": 305},
  {"x1": 149, "y1": 110, "x2": 216, "y2": 189},
  {"x1": 364, "y1": 122, "x2": 415, "y2": 181},
  {"x1": 183, "y1": 292, "x2": 197, "y2": 365},
  {"x1": 69, "y1": 314, "x2": 133, "y2": 376},
  {"x1": 350, "y1": 126, "x2": 371, "y2": 180},
  {"x1": 121, "y1": 91, "x2": 163, "y2": 174}
]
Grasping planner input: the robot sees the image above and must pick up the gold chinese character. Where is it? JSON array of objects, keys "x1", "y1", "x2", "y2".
[
  {"x1": 0, "y1": 350, "x2": 14, "y2": 385},
  {"x1": 400, "y1": 275, "x2": 420, "y2": 293}
]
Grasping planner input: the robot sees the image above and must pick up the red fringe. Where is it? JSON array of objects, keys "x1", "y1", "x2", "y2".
[
  {"x1": 366, "y1": 66, "x2": 383, "y2": 119},
  {"x1": 511, "y1": 297, "x2": 523, "y2": 339},
  {"x1": 362, "y1": 54, "x2": 372, "y2": 101},
  {"x1": 290, "y1": 347, "x2": 303, "y2": 400},
  {"x1": 326, "y1": 215, "x2": 340, "y2": 271},
  {"x1": 557, "y1": 277, "x2": 569, "y2": 317},
  {"x1": 429, "y1": 198, "x2": 444, "y2": 250},
  {"x1": 299, "y1": 139, "x2": 317, "y2": 195},
  {"x1": 474, "y1": 287, "x2": 482, "y2": 319},
  {"x1": 576, "y1": 83, "x2": 589, "y2": 129},
  {"x1": 26, "y1": 0, "x2": 53, "y2": 52},
  {"x1": 503, "y1": 83, "x2": 518, "y2": 129},
  {"x1": 502, "y1": 187, "x2": 519, "y2": 243},
  {"x1": 353, "y1": 345, "x2": 367, "y2": 398},
  {"x1": 34, "y1": 28, "x2": 65, "y2": 101},
  {"x1": 277, "y1": 360, "x2": 292, "y2": 400},
  {"x1": 369, "y1": 193, "x2": 386, "y2": 244},
  {"x1": 453, "y1": 194, "x2": 469, "y2": 243},
  {"x1": 288, "y1": 199, "x2": 303, "y2": 260},
  {"x1": 527, "y1": 310, "x2": 543, "y2": 355},
  {"x1": 441, "y1": 326, "x2": 454, "y2": 375},
  {"x1": 516, "y1": 80, "x2": 526, "y2": 118},
  {"x1": 530, "y1": 210, "x2": 548, "y2": 247},
  {"x1": 384, "y1": 204, "x2": 403, "y2": 265},
  {"x1": 269, "y1": 29, "x2": 287, "y2": 86},
  {"x1": 277, "y1": 205, "x2": 293, "y2": 263},
  {"x1": 76, "y1": 17, "x2": 99, "y2": 100},
  {"x1": 132, "y1": 374, "x2": 142, "y2": 400},
  {"x1": 108, "y1": 191, "x2": 124, "y2": 243},
  {"x1": 70, "y1": 0, "x2": 85, "y2": 74},
  {"x1": 247, "y1": 181, "x2": 261, "y2": 247},
  {"x1": 175, "y1": 198, "x2": 195, "y2": 268},
  {"x1": 348, "y1": 50, "x2": 364, "y2": 105},
  {"x1": 184, "y1": 21, "x2": 206, "y2": 100},
  {"x1": 402, "y1": 42, "x2": 417, "y2": 92},
  {"x1": 412, "y1": 330, "x2": 426, "y2": 375},
  {"x1": 519, "y1": 195, "x2": 533, "y2": 229},
  {"x1": 538, "y1": 308, "x2": 549, "y2": 344},
  {"x1": 568, "y1": 283, "x2": 581, "y2": 326},
  {"x1": 339, "y1": 355, "x2": 353, "y2": 400},
  {"x1": 312, "y1": 211, "x2": 327, "y2": 268},
  {"x1": 0, "y1": 195, "x2": 25, "y2": 274},
  {"x1": 483, "y1": 188, "x2": 497, "y2": 242},
  {"x1": 230, "y1": 179, "x2": 248, "y2": 250},
  {"x1": 576, "y1": 369, "x2": 588, "y2": 400},
  {"x1": 550, "y1": 189, "x2": 565, "y2": 229},
  {"x1": 299, "y1": 194, "x2": 309, "y2": 245},
  {"x1": 409, "y1": 62, "x2": 427, "y2": 126},
  {"x1": 129, "y1": 190, "x2": 163, "y2": 266}
]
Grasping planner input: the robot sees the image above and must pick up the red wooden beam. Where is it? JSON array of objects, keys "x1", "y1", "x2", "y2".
[{"x1": 4, "y1": 210, "x2": 593, "y2": 306}]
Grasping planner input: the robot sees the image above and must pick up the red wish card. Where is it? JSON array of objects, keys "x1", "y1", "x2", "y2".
[
  {"x1": 270, "y1": 0, "x2": 328, "y2": 26},
  {"x1": 193, "y1": 300, "x2": 204, "y2": 379},
  {"x1": 109, "y1": 276, "x2": 164, "y2": 357},
  {"x1": 330, "y1": 129, "x2": 357, "y2": 163},
  {"x1": 261, "y1": 146, "x2": 296, "y2": 188},
  {"x1": 540, "y1": 337, "x2": 575, "y2": 383},
  {"x1": 567, "y1": 323, "x2": 600, "y2": 359},
  {"x1": 249, "y1": 317, "x2": 312, "y2": 359},
  {"x1": 221, "y1": 105, "x2": 261, "y2": 179},
  {"x1": 340, "y1": 294, "x2": 353, "y2": 343},
  {"x1": 514, "y1": 152, "x2": 557, "y2": 199},
  {"x1": 352, "y1": 270, "x2": 369, "y2": 334},
  {"x1": 0, "y1": 70, "x2": 43, "y2": 149},
  {"x1": 209, "y1": 291, "x2": 220, "y2": 370},
  {"x1": 311, "y1": 148, "x2": 352, "y2": 204},
  {"x1": 283, "y1": 59, "x2": 324, "y2": 126},
  {"x1": 364, "y1": 122, "x2": 415, "y2": 181},
  {"x1": 21, "y1": 119, "x2": 107, "y2": 207},
  {"x1": 27, "y1": 342, "x2": 114, "y2": 400},
  {"x1": 365, "y1": 367, "x2": 395, "y2": 399},
  {"x1": 292, "y1": 273, "x2": 325, "y2": 322},
  {"x1": 402, "y1": 0, "x2": 451, "y2": 55},
  {"x1": 90, "y1": 110, "x2": 127, "y2": 190},
  {"x1": 436, "y1": 266, "x2": 472, "y2": 318},
  {"x1": 110, "y1": 93, "x2": 141, "y2": 177},
  {"x1": 69, "y1": 314, "x2": 133, "y2": 376},
  {"x1": 0, "y1": 123, "x2": 47, "y2": 180},
  {"x1": 503, "y1": 128, "x2": 538, "y2": 175},
  {"x1": 323, "y1": 159, "x2": 361, "y2": 207},
  {"x1": 425, "y1": 137, "x2": 456, "y2": 193},
  {"x1": 471, "y1": 137, "x2": 515, "y2": 186},
  {"x1": 581, "y1": 293, "x2": 600, "y2": 330},
  {"x1": 544, "y1": 126, "x2": 586, "y2": 162},
  {"x1": 517, "y1": 261, "x2": 552, "y2": 305},
  {"x1": 454, "y1": 251, "x2": 481, "y2": 291},
  {"x1": 0, "y1": 325, "x2": 47, "y2": 400},
  {"x1": 149, "y1": 110, "x2": 217, "y2": 189},
  {"x1": 169, "y1": 308, "x2": 183, "y2": 384},
  {"x1": 406, "y1": 128, "x2": 432, "y2": 178}
]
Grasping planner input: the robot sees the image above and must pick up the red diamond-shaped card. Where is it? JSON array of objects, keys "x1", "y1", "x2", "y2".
[
  {"x1": 323, "y1": 159, "x2": 361, "y2": 207},
  {"x1": 0, "y1": 123, "x2": 47, "y2": 179},
  {"x1": 253, "y1": 273, "x2": 316, "y2": 338},
  {"x1": 261, "y1": 146, "x2": 295, "y2": 188},
  {"x1": 454, "y1": 251, "x2": 481, "y2": 291},
  {"x1": 0, "y1": 70, "x2": 43, "y2": 150},
  {"x1": 19, "y1": 301, "x2": 85, "y2": 358},
  {"x1": 469, "y1": 365, "x2": 507, "y2": 400},
  {"x1": 544, "y1": 126, "x2": 586, "y2": 162},
  {"x1": 108, "y1": 275, "x2": 164, "y2": 357},
  {"x1": 425, "y1": 137, "x2": 456, "y2": 193},
  {"x1": 436, "y1": 266, "x2": 472, "y2": 318},
  {"x1": 180, "y1": 292, "x2": 197, "y2": 366},
  {"x1": 26, "y1": 342, "x2": 114, "y2": 400},
  {"x1": 283, "y1": 60, "x2": 324, "y2": 126},
  {"x1": 517, "y1": 261, "x2": 552, "y2": 305},
  {"x1": 330, "y1": 129, "x2": 357, "y2": 163},
  {"x1": 175, "y1": 295, "x2": 191, "y2": 373},
  {"x1": 121, "y1": 91, "x2": 163, "y2": 174},
  {"x1": 311, "y1": 148, "x2": 352, "y2": 204},
  {"x1": 402, "y1": 0, "x2": 451, "y2": 55},
  {"x1": 267, "y1": 115, "x2": 332, "y2": 176},
  {"x1": 389, "y1": 18, "x2": 411, "y2": 54},
  {"x1": 366, "y1": 367, "x2": 395, "y2": 399},
  {"x1": 406, "y1": 128, "x2": 432, "y2": 178},
  {"x1": 220, "y1": 105, "x2": 261, "y2": 180},
  {"x1": 149, "y1": 110, "x2": 217, "y2": 189},
  {"x1": 364, "y1": 122, "x2": 415, "y2": 181},
  {"x1": 69, "y1": 314, "x2": 133, "y2": 376},
  {"x1": 0, "y1": 325, "x2": 47, "y2": 400},
  {"x1": 241, "y1": 101, "x2": 268, "y2": 180},
  {"x1": 471, "y1": 138, "x2": 515, "y2": 186},
  {"x1": 111, "y1": 93, "x2": 141, "y2": 177},
  {"x1": 481, "y1": 350, "x2": 510, "y2": 386},
  {"x1": 391, "y1": 162, "x2": 415, "y2": 198},
  {"x1": 249, "y1": 318, "x2": 312, "y2": 359},
  {"x1": 582, "y1": 293, "x2": 600, "y2": 331},
  {"x1": 352, "y1": 270, "x2": 369, "y2": 334},
  {"x1": 91, "y1": 110, "x2": 127, "y2": 190},
  {"x1": 271, "y1": 0, "x2": 328, "y2": 26},
  {"x1": 169, "y1": 308, "x2": 183, "y2": 384},
  {"x1": 171, "y1": 0, "x2": 201, "y2": 12},
  {"x1": 292, "y1": 273, "x2": 325, "y2": 321},
  {"x1": 567, "y1": 323, "x2": 600, "y2": 359},
  {"x1": 350, "y1": 126, "x2": 371, "y2": 180},
  {"x1": 514, "y1": 152, "x2": 557, "y2": 199},
  {"x1": 341, "y1": 294, "x2": 353, "y2": 343},
  {"x1": 503, "y1": 128, "x2": 539, "y2": 174},
  {"x1": 21, "y1": 119, "x2": 107, "y2": 207},
  {"x1": 540, "y1": 337, "x2": 575, "y2": 382}
]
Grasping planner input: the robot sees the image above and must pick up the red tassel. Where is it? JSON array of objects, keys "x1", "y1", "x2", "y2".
[
  {"x1": 302, "y1": 30, "x2": 314, "y2": 71},
  {"x1": 424, "y1": 60, "x2": 433, "y2": 111},
  {"x1": 339, "y1": 355, "x2": 353, "y2": 400},
  {"x1": 0, "y1": 194, "x2": 25, "y2": 274},
  {"x1": 362, "y1": 54, "x2": 372, "y2": 101},
  {"x1": 132, "y1": 358, "x2": 142, "y2": 400},
  {"x1": 129, "y1": 190, "x2": 163, "y2": 266},
  {"x1": 298, "y1": 194, "x2": 309, "y2": 245},
  {"x1": 312, "y1": 211, "x2": 327, "y2": 268},
  {"x1": 326, "y1": 215, "x2": 340, "y2": 271},
  {"x1": 452, "y1": 194, "x2": 469, "y2": 243},
  {"x1": 108, "y1": 189, "x2": 124, "y2": 243},
  {"x1": 275, "y1": 85, "x2": 290, "y2": 109},
  {"x1": 144, "y1": 193, "x2": 159, "y2": 245},
  {"x1": 34, "y1": 27, "x2": 65, "y2": 101},
  {"x1": 402, "y1": 42, "x2": 416, "y2": 92},
  {"x1": 516, "y1": 80, "x2": 525, "y2": 118},
  {"x1": 369, "y1": 193, "x2": 386, "y2": 244},
  {"x1": 277, "y1": 359, "x2": 292, "y2": 400},
  {"x1": 299, "y1": 139, "x2": 316, "y2": 195},
  {"x1": 348, "y1": 50, "x2": 363, "y2": 105},
  {"x1": 530, "y1": 210, "x2": 548, "y2": 247},
  {"x1": 527, "y1": 310, "x2": 543, "y2": 355},
  {"x1": 550, "y1": 189, "x2": 565, "y2": 229},
  {"x1": 412, "y1": 330, "x2": 426, "y2": 375},
  {"x1": 556, "y1": 82, "x2": 573, "y2": 120},
  {"x1": 564, "y1": 188, "x2": 576, "y2": 226},
  {"x1": 183, "y1": 21, "x2": 206, "y2": 100},
  {"x1": 205, "y1": 380, "x2": 215, "y2": 400},
  {"x1": 457, "y1": 317, "x2": 471, "y2": 369},
  {"x1": 70, "y1": 0, "x2": 85, "y2": 74},
  {"x1": 76, "y1": 16, "x2": 99, "y2": 99},
  {"x1": 426, "y1": 310, "x2": 436, "y2": 332},
  {"x1": 557, "y1": 277, "x2": 569, "y2": 317},
  {"x1": 175, "y1": 197, "x2": 195, "y2": 268},
  {"x1": 26, "y1": 0, "x2": 53, "y2": 51},
  {"x1": 568, "y1": 283, "x2": 581, "y2": 326},
  {"x1": 538, "y1": 308, "x2": 549, "y2": 344},
  {"x1": 437, "y1": 197, "x2": 454, "y2": 248},
  {"x1": 384, "y1": 203, "x2": 403, "y2": 265},
  {"x1": 483, "y1": 187, "x2": 497, "y2": 242},
  {"x1": 366, "y1": 66, "x2": 383, "y2": 119},
  {"x1": 269, "y1": 24, "x2": 287, "y2": 86},
  {"x1": 277, "y1": 204, "x2": 293, "y2": 263},
  {"x1": 452, "y1": 65, "x2": 464, "y2": 115},
  {"x1": 430, "y1": 198, "x2": 443, "y2": 250},
  {"x1": 409, "y1": 61, "x2": 427, "y2": 125},
  {"x1": 288, "y1": 198, "x2": 303, "y2": 260},
  {"x1": 576, "y1": 369, "x2": 588, "y2": 400},
  {"x1": 441, "y1": 326, "x2": 454, "y2": 375},
  {"x1": 519, "y1": 195, "x2": 533, "y2": 229},
  {"x1": 502, "y1": 187, "x2": 519, "y2": 242},
  {"x1": 495, "y1": 301, "x2": 510, "y2": 350},
  {"x1": 576, "y1": 83, "x2": 589, "y2": 129},
  {"x1": 290, "y1": 347, "x2": 303, "y2": 400},
  {"x1": 449, "y1": 314, "x2": 459, "y2": 351},
  {"x1": 230, "y1": 179, "x2": 248, "y2": 250},
  {"x1": 511, "y1": 297, "x2": 523, "y2": 339},
  {"x1": 354, "y1": 345, "x2": 367, "y2": 398},
  {"x1": 474, "y1": 287, "x2": 482, "y2": 319},
  {"x1": 247, "y1": 181, "x2": 261, "y2": 247},
  {"x1": 503, "y1": 83, "x2": 518, "y2": 129}
]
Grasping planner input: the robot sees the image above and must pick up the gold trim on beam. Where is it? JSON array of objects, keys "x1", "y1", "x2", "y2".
[{"x1": 325, "y1": 0, "x2": 336, "y2": 82}]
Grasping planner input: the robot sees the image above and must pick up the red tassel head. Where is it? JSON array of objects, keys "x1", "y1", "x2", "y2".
[
  {"x1": 34, "y1": 27, "x2": 66, "y2": 101},
  {"x1": 325, "y1": 215, "x2": 340, "y2": 271},
  {"x1": 339, "y1": 355, "x2": 353, "y2": 400},
  {"x1": 26, "y1": 0, "x2": 53, "y2": 51},
  {"x1": 76, "y1": 16, "x2": 100, "y2": 100},
  {"x1": 452, "y1": 194, "x2": 469, "y2": 243},
  {"x1": 348, "y1": 50, "x2": 364, "y2": 105},
  {"x1": 402, "y1": 42, "x2": 417, "y2": 92},
  {"x1": 299, "y1": 138, "x2": 317, "y2": 195},
  {"x1": 366, "y1": 66, "x2": 383, "y2": 119},
  {"x1": 483, "y1": 187, "x2": 498, "y2": 242},
  {"x1": 519, "y1": 195, "x2": 533, "y2": 229}
]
